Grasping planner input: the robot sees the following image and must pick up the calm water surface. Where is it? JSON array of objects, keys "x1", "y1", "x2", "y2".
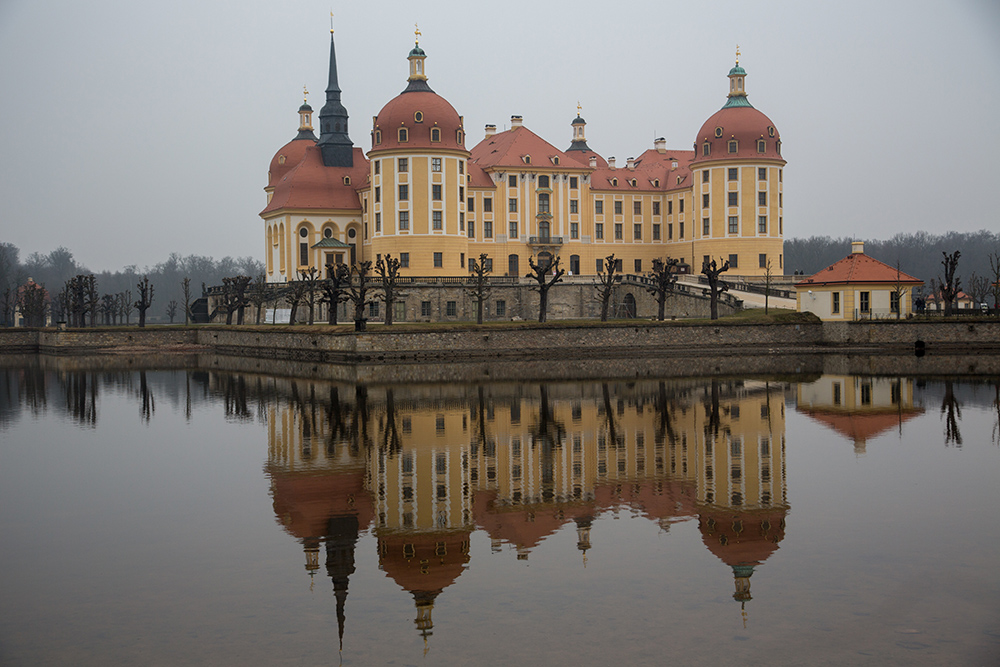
[{"x1": 1, "y1": 359, "x2": 998, "y2": 666}]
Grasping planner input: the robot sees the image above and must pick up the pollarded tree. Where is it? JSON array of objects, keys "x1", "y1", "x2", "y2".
[
  {"x1": 181, "y1": 277, "x2": 193, "y2": 325},
  {"x1": 465, "y1": 253, "x2": 492, "y2": 324},
  {"x1": 284, "y1": 279, "x2": 308, "y2": 325},
  {"x1": 594, "y1": 254, "x2": 619, "y2": 322},
  {"x1": 701, "y1": 257, "x2": 730, "y2": 321},
  {"x1": 247, "y1": 273, "x2": 270, "y2": 324},
  {"x1": 134, "y1": 275, "x2": 155, "y2": 327},
  {"x1": 526, "y1": 255, "x2": 565, "y2": 323},
  {"x1": 938, "y1": 250, "x2": 961, "y2": 316},
  {"x1": 645, "y1": 257, "x2": 680, "y2": 321},
  {"x1": 989, "y1": 252, "x2": 1000, "y2": 316},
  {"x1": 298, "y1": 267, "x2": 321, "y2": 325},
  {"x1": 346, "y1": 261, "x2": 374, "y2": 332},
  {"x1": 321, "y1": 263, "x2": 350, "y2": 325},
  {"x1": 375, "y1": 254, "x2": 402, "y2": 326}
]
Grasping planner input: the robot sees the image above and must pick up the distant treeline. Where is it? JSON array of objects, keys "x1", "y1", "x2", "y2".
[
  {"x1": 784, "y1": 230, "x2": 999, "y2": 289},
  {"x1": 0, "y1": 244, "x2": 263, "y2": 324}
]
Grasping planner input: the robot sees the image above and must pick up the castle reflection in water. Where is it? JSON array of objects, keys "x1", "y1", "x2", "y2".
[{"x1": 255, "y1": 375, "x2": 789, "y2": 645}]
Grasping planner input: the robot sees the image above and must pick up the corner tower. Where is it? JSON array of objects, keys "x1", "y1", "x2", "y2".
[{"x1": 318, "y1": 26, "x2": 354, "y2": 167}]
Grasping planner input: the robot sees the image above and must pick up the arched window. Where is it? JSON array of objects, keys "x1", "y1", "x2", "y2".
[
  {"x1": 398, "y1": 128, "x2": 408, "y2": 142},
  {"x1": 431, "y1": 128, "x2": 441, "y2": 142},
  {"x1": 279, "y1": 223, "x2": 286, "y2": 274},
  {"x1": 757, "y1": 139, "x2": 766, "y2": 153},
  {"x1": 538, "y1": 220, "x2": 550, "y2": 240},
  {"x1": 374, "y1": 130, "x2": 382, "y2": 144},
  {"x1": 456, "y1": 130, "x2": 464, "y2": 144},
  {"x1": 538, "y1": 175, "x2": 549, "y2": 188},
  {"x1": 623, "y1": 293, "x2": 637, "y2": 318},
  {"x1": 703, "y1": 142, "x2": 711, "y2": 156},
  {"x1": 266, "y1": 227, "x2": 273, "y2": 273},
  {"x1": 508, "y1": 254, "x2": 519, "y2": 277},
  {"x1": 299, "y1": 227, "x2": 309, "y2": 266},
  {"x1": 537, "y1": 251, "x2": 553, "y2": 271}
]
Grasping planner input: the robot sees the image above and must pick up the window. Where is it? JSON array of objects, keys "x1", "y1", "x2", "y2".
[
  {"x1": 369, "y1": 301, "x2": 379, "y2": 317},
  {"x1": 595, "y1": 223, "x2": 604, "y2": 239},
  {"x1": 374, "y1": 130, "x2": 381, "y2": 144},
  {"x1": 570, "y1": 176, "x2": 578, "y2": 189},
  {"x1": 459, "y1": 161, "x2": 464, "y2": 174},
  {"x1": 728, "y1": 168, "x2": 737, "y2": 181},
  {"x1": 634, "y1": 259, "x2": 642, "y2": 272},
  {"x1": 860, "y1": 291, "x2": 870, "y2": 313},
  {"x1": 729, "y1": 254, "x2": 738, "y2": 268},
  {"x1": 570, "y1": 255, "x2": 580, "y2": 274},
  {"x1": 570, "y1": 199, "x2": 578, "y2": 214},
  {"x1": 679, "y1": 199, "x2": 684, "y2": 213},
  {"x1": 667, "y1": 201, "x2": 673, "y2": 215},
  {"x1": 507, "y1": 254, "x2": 519, "y2": 276},
  {"x1": 433, "y1": 252, "x2": 443, "y2": 268},
  {"x1": 432, "y1": 158, "x2": 442, "y2": 172},
  {"x1": 667, "y1": 223, "x2": 673, "y2": 240},
  {"x1": 373, "y1": 160, "x2": 380, "y2": 175},
  {"x1": 832, "y1": 292, "x2": 840, "y2": 314},
  {"x1": 433, "y1": 211, "x2": 442, "y2": 230},
  {"x1": 758, "y1": 215, "x2": 767, "y2": 233},
  {"x1": 652, "y1": 201, "x2": 660, "y2": 215},
  {"x1": 703, "y1": 142, "x2": 710, "y2": 156},
  {"x1": 833, "y1": 382, "x2": 842, "y2": 405},
  {"x1": 467, "y1": 219, "x2": 473, "y2": 237},
  {"x1": 375, "y1": 186, "x2": 380, "y2": 202},
  {"x1": 891, "y1": 292, "x2": 900, "y2": 313},
  {"x1": 509, "y1": 221, "x2": 518, "y2": 238},
  {"x1": 467, "y1": 197, "x2": 475, "y2": 212},
  {"x1": 703, "y1": 194, "x2": 710, "y2": 208},
  {"x1": 299, "y1": 232, "x2": 309, "y2": 265},
  {"x1": 570, "y1": 222, "x2": 579, "y2": 239},
  {"x1": 776, "y1": 140, "x2": 781, "y2": 155},
  {"x1": 432, "y1": 184, "x2": 442, "y2": 200},
  {"x1": 633, "y1": 201, "x2": 642, "y2": 215},
  {"x1": 728, "y1": 192, "x2": 738, "y2": 207},
  {"x1": 596, "y1": 258, "x2": 604, "y2": 273},
  {"x1": 728, "y1": 140, "x2": 738, "y2": 153},
  {"x1": 398, "y1": 211, "x2": 409, "y2": 230},
  {"x1": 758, "y1": 139, "x2": 766, "y2": 153},
  {"x1": 538, "y1": 175, "x2": 549, "y2": 188},
  {"x1": 614, "y1": 201, "x2": 623, "y2": 215},
  {"x1": 702, "y1": 171, "x2": 709, "y2": 183},
  {"x1": 398, "y1": 158, "x2": 408, "y2": 172},
  {"x1": 779, "y1": 193, "x2": 783, "y2": 207},
  {"x1": 446, "y1": 301, "x2": 457, "y2": 316},
  {"x1": 779, "y1": 169, "x2": 783, "y2": 182},
  {"x1": 484, "y1": 220, "x2": 493, "y2": 238},
  {"x1": 758, "y1": 191, "x2": 766, "y2": 206},
  {"x1": 634, "y1": 223, "x2": 642, "y2": 240},
  {"x1": 861, "y1": 383, "x2": 872, "y2": 405},
  {"x1": 398, "y1": 128, "x2": 408, "y2": 142},
  {"x1": 679, "y1": 222, "x2": 684, "y2": 238},
  {"x1": 483, "y1": 197, "x2": 493, "y2": 212},
  {"x1": 758, "y1": 167, "x2": 766, "y2": 180},
  {"x1": 399, "y1": 184, "x2": 409, "y2": 200},
  {"x1": 652, "y1": 224, "x2": 660, "y2": 240},
  {"x1": 484, "y1": 258, "x2": 493, "y2": 271},
  {"x1": 509, "y1": 198, "x2": 517, "y2": 213},
  {"x1": 759, "y1": 253, "x2": 767, "y2": 269},
  {"x1": 375, "y1": 212, "x2": 381, "y2": 232},
  {"x1": 538, "y1": 193, "x2": 550, "y2": 212},
  {"x1": 508, "y1": 175, "x2": 517, "y2": 187},
  {"x1": 496, "y1": 300, "x2": 506, "y2": 316},
  {"x1": 779, "y1": 217, "x2": 783, "y2": 234},
  {"x1": 703, "y1": 218, "x2": 710, "y2": 235},
  {"x1": 595, "y1": 200, "x2": 604, "y2": 215},
  {"x1": 614, "y1": 223, "x2": 623, "y2": 239},
  {"x1": 460, "y1": 253, "x2": 465, "y2": 267},
  {"x1": 457, "y1": 130, "x2": 463, "y2": 144},
  {"x1": 728, "y1": 216, "x2": 739, "y2": 234},
  {"x1": 414, "y1": 111, "x2": 423, "y2": 123},
  {"x1": 431, "y1": 128, "x2": 441, "y2": 142},
  {"x1": 421, "y1": 301, "x2": 432, "y2": 316},
  {"x1": 400, "y1": 252, "x2": 409, "y2": 268}
]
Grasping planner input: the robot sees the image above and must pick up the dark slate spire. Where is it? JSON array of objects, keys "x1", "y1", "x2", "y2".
[{"x1": 318, "y1": 30, "x2": 354, "y2": 167}]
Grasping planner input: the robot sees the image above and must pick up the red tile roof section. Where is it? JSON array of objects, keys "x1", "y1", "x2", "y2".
[
  {"x1": 469, "y1": 126, "x2": 586, "y2": 170},
  {"x1": 795, "y1": 252, "x2": 923, "y2": 287},
  {"x1": 590, "y1": 149, "x2": 694, "y2": 193}
]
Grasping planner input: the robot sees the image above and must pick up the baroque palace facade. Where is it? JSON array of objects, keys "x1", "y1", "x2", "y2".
[{"x1": 261, "y1": 29, "x2": 786, "y2": 282}]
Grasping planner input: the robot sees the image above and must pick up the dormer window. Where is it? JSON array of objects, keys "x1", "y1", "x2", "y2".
[
  {"x1": 653, "y1": 179, "x2": 660, "y2": 187},
  {"x1": 523, "y1": 155, "x2": 531, "y2": 164},
  {"x1": 431, "y1": 128, "x2": 441, "y2": 142},
  {"x1": 278, "y1": 155, "x2": 286, "y2": 165},
  {"x1": 611, "y1": 178, "x2": 618, "y2": 187},
  {"x1": 343, "y1": 176, "x2": 351, "y2": 186},
  {"x1": 776, "y1": 140, "x2": 781, "y2": 155},
  {"x1": 456, "y1": 130, "x2": 464, "y2": 144},
  {"x1": 703, "y1": 142, "x2": 711, "y2": 156},
  {"x1": 757, "y1": 139, "x2": 766, "y2": 153},
  {"x1": 414, "y1": 111, "x2": 424, "y2": 123},
  {"x1": 768, "y1": 126, "x2": 776, "y2": 137},
  {"x1": 728, "y1": 140, "x2": 738, "y2": 154},
  {"x1": 398, "y1": 127, "x2": 408, "y2": 142},
  {"x1": 374, "y1": 130, "x2": 382, "y2": 144},
  {"x1": 629, "y1": 179, "x2": 637, "y2": 187},
  {"x1": 552, "y1": 156, "x2": 560, "y2": 165}
]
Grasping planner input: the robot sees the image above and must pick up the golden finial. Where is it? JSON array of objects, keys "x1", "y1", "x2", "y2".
[
  {"x1": 736, "y1": 44, "x2": 741, "y2": 65},
  {"x1": 414, "y1": 23, "x2": 421, "y2": 45},
  {"x1": 303, "y1": 85, "x2": 309, "y2": 104},
  {"x1": 330, "y1": 12, "x2": 334, "y2": 33},
  {"x1": 577, "y1": 101, "x2": 582, "y2": 115}
]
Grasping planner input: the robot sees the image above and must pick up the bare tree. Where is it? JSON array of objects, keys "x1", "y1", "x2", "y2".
[
  {"x1": 763, "y1": 258, "x2": 774, "y2": 315},
  {"x1": 526, "y1": 255, "x2": 565, "y2": 323},
  {"x1": 221, "y1": 275, "x2": 252, "y2": 325},
  {"x1": 594, "y1": 254, "x2": 619, "y2": 322},
  {"x1": 465, "y1": 253, "x2": 492, "y2": 324},
  {"x1": 966, "y1": 272, "x2": 989, "y2": 312},
  {"x1": 166, "y1": 300, "x2": 179, "y2": 324},
  {"x1": 181, "y1": 277, "x2": 193, "y2": 325},
  {"x1": 989, "y1": 252, "x2": 1000, "y2": 316},
  {"x1": 645, "y1": 257, "x2": 680, "y2": 321},
  {"x1": 938, "y1": 250, "x2": 961, "y2": 316},
  {"x1": 375, "y1": 254, "x2": 402, "y2": 326},
  {"x1": 118, "y1": 290, "x2": 132, "y2": 325},
  {"x1": 99, "y1": 293, "x2": 116, "y2": 325},
  {"x1": 346, "y1": 261, "x2": 374, "y2": 331},
  {"x1": 321, "y1": 263, "x2": 350, "y2": 325},
  {"x1": 247, "y1": 273, "x2": 270, "y2": 324},
  {"x1": 284, "y1": 280, "x2": 308, "y2": 325},
  {"x1": 701, "y1": 257, "x2": 731, "y2": 320},
  {"x1": 298, "y1": 267, "x2": 321, "y2": 325},
  {"x1": 892, "y1": 261, "x2": 910, "y2": 320},
  {"x1": 134, "y1": 276, "x2": 154, "y2": 327}
]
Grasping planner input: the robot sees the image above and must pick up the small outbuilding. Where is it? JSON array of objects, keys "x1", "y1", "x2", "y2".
[{"x1": 795, "y1": 241, "x2": 922, "y2": 320}]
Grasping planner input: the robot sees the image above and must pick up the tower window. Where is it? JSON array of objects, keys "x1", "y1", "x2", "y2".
[
  {"x1": 759, "y1": 215, "x2": 767, "y2": 233},
  {"x1": 432, "y1": 158, "x2": 442, "y2": 172},
  {"x1": 399, "y1": 211, "x2": 409, "y2": 230},
  {"x1": 702, "y1": 170, "x2": 709, "y2": 183},
  {"x1": 728, "y1": 192, "x2": 738, "y2": 207},
  {"x1": 728, "y1": 216, "x2": 739, "y2": 234},
  {"x1": 431, "y1": 128, "x2": 441, "y2": 142},
  {"x1": 398, "y1": 158, "x2": 408, "y2": 172},
  {"x1": 758, "y1": 167, "x2": 766, "y2": 180},
  {"x1": 758, "y1": 139, "x2": 766, "y2": 153},
  {"x1": 433, "y1": 211, "x2": 442, "y2": 230},
  {"x1": 374, "y1": 130, "x2": 381, "y2": 144},
  {"x1": 432, "y1": 184, "x2": 442, "y2": 200},
  {"x1": 399, "y1": 184, "x2": 408, "y2": 200},
  {"x1": 758, "y1": 191, "x2": 767, "y2": 206},
  {"x1": 457, "y1": 130, "x2": 463, "y2": 144},
  {"x1": 728, "y1": 140, "x2": 738, "y2": 154},
  {"x1": 728, "y1": 168, "x2": 737, "y2": 181},
  {"x1": 703, "y1": 142, "x2": 710, "y2": 156},
  {"x1": 776, "y1": 140, "x2": 781, "y2": 155},
  {"x1": 398, "y1": 127, "x2": 408, "y2": 142}
]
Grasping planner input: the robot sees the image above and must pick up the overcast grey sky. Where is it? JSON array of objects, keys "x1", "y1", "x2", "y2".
[{"x1": 1, "y1": 0, "x2": 998, "y2": 272}]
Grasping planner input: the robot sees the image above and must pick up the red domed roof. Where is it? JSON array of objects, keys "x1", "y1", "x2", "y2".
[
  {"x1": 372, "y1": 90, "x2": 465, "y2": 152},
  {"x1": 261, "y1": 145, "x2": 369, "y2": 215},
  {"x1": 692, "y1": 105, "x2": 782, "y2": 164},
  {"x1": 267, "y1": 137, "x2": 314, "y2": 189}
]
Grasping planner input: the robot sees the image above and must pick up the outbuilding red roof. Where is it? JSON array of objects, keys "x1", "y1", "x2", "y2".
[{"x1": 795, "y1": 252, "x2": 922, "y2": 287}]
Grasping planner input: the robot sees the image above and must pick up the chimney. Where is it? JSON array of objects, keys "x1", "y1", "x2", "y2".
[
  {"x1": 654, "y1": 137, "x2": 666, "y2": 153},
  {"x1": 626, "y1": 157, "x2": 635, "y2": 170},
  {"x1": 589, "y1": 156, "x2": 597, "y2": 168},
  {"x1": 852, "y1": 241, "x2": 865, "y2": 254},
  {"x1": 485, "y1": 124, "x2": 496, "y2": 138},
  {"x1": 608, "y1": 156, "x2": 616, "y2": 169},
  {"x1": 510, "y1": 115, "x2": 523, "y2": 128}
]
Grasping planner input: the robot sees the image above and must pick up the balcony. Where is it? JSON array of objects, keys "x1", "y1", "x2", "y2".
[{"x1": 528, "y1": 236, "x2": 564, "y2": 246}]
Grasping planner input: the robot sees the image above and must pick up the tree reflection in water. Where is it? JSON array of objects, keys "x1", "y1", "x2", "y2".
[{"x1": 941, "y1": 380, "x2": 962, "y2": 447}]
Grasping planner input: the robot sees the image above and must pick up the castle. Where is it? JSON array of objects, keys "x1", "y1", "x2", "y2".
[{"x1": 261, "y1": 29, "x2": 785, "y2": 282}]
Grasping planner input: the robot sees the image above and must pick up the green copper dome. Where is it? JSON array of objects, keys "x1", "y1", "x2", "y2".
[
  {"x1": 729, "y1": 64, "x2": 746, "y2": 76},
  {"x1": 409, "y1": 45, "x2": 426, "y2": 57}
]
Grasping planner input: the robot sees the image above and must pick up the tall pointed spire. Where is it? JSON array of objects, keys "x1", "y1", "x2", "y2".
[{"x1": 318, "y1": 21, "x2": 354, "y2": 167}]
